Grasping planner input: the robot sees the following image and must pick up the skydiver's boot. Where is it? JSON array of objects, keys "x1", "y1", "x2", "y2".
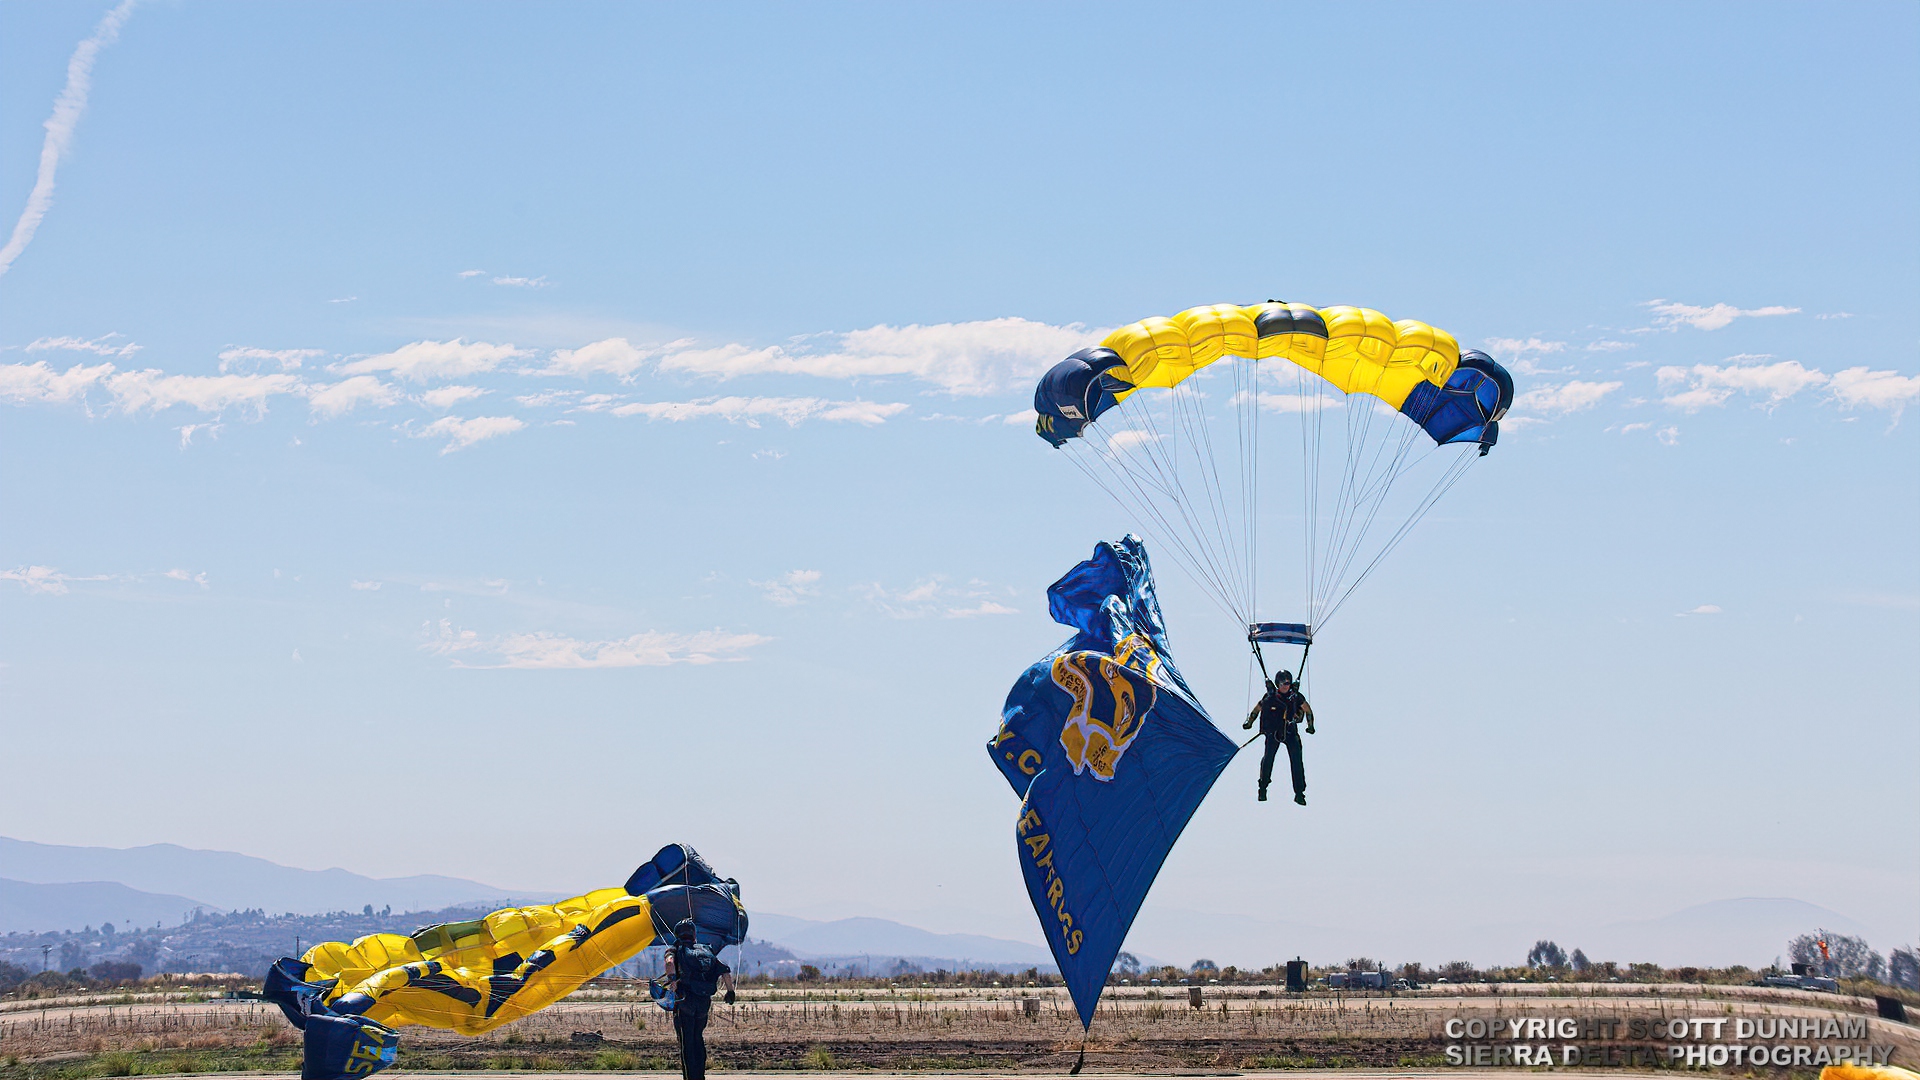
[
  {"x1": 1293, "y1": 792, "x2": 1306, "y2": 806},
  {"x1": 1257, "y1": 784, "x2": 1268, "y2": 802}
]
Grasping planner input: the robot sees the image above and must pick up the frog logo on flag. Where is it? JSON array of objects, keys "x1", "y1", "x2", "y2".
[{"x1": 1051, "y1": 632, "x2": 1160, "y2": 781}]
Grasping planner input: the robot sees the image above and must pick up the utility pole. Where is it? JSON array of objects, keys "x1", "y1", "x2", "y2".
[{"x1": 41, "y1": 944, "x2": 52, "y2": 971}]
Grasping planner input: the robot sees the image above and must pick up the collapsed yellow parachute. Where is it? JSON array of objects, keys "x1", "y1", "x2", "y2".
[
  {"x1": 298, "y1": 884, "x2": 656, "y2": 1034},
  {"x1": 264, "y1": 844, "x2": 747, "y2": 1079}
]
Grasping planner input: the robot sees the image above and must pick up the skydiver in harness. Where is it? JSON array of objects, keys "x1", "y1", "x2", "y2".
[
  {"x1": 1244, "y1": 670, "x2": 1314, "y2": 805},
  {"x1": 663, "y1": 918, "x2": 735, "y2": 1080}
]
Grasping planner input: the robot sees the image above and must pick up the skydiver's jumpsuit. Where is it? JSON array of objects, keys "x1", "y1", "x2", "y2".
[
  {"x1": 1248, "y1": 684, "x2": 1312, "y2": 801},
  {"x1": 666, "y1": 940, "x2": 729, "y2": 1080}
]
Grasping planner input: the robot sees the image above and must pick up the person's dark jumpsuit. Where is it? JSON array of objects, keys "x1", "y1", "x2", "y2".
[
  {"x1": 1243, "y1": 673, "x2": 1314, "y2": 805},
  {"x1": 665, "y1": 920, "x2": 733, "y2": 1080}
]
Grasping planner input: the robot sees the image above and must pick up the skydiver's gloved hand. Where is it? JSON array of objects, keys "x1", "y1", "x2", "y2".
[
  {"x1": 724, "y1": 989, "x2": 736, "y2": 1005},
  {"x1": 1242, "y1": 717, "x2": 1254, "y2": 730}
]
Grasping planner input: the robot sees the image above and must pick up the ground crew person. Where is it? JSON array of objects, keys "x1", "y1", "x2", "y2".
[
  {"x1": 1243, "y1": 670, "x2": 1314, "y2": 805},
  {"x1": 663, "y1": 918, "x2": 735, "y2": 1080}
]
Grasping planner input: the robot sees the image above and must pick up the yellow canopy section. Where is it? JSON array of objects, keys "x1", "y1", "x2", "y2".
[
  {"x1": 1100, "y1": 301, "x2": 1462, "y2": 410},
  {"x1": 301, "y1": 886, "x2": 656, "y2": 1035}
]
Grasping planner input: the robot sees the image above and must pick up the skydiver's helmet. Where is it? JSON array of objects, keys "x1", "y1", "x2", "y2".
[
  {"x1": 673, "y1": 918, "x2": 698, "y2": 943},
  {"x1": 1275, "y1": 670, "x2": 1294, "y2": 687}
]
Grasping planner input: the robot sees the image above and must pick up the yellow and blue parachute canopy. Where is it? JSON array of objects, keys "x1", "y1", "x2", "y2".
[
  {"x1": 263, "y1": 844, "x2": 745, "y2": 1080},
  {"x1": 1033, "y1": 301, "x2": 1512, "y2": 450}
]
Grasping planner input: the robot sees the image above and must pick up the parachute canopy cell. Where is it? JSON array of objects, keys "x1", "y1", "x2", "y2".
[{"x1": 264, "y1": 844, "x2": 747, "y2": 1080}]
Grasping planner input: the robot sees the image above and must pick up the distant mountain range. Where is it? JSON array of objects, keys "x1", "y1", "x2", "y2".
[
  {"x1": 748, "y1": 912, "x2": 1054, "y2": 969},
  {"x1": 0, "y1": 878, "x2": 216, "y2": 935},
  {"x1": 0, "y1": 837, "x2": 1051, "y2": 971},
  {"x1": 0, "y1": 837, "x2": 531, "y2": 917}
]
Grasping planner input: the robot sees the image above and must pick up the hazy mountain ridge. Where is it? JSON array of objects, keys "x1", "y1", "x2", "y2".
[{"x1": 0, "y1": 837, "x2": 534, "y2": 916}]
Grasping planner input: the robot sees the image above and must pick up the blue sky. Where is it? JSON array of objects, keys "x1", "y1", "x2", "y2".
[{"x1": 2, "y1": 1, "x2": 1915, "y2": 967}]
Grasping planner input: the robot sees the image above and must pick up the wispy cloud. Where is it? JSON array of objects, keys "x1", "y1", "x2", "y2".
[
  {"x1": 0, "y1": 360, "x2": 115, "y2": 404},
  {"x1": 1512, "y1": 380, "x2": 1623, "y2": 415},
  {"x1": 656, "y1": 318, "x2": 1096, "y2": 395},
  {"x1": 1644, "y1": 299, "x2": 1799, "y2": 331},
  {"x1": 1656, "y1": 358, "x2": 1826, "y2": 412},
  {"x1": 0, "y1": 0, "x2": 138, "y2": 278},
  {"x1": 307, "y1": 375, "x2": 402, "y2": 417},
  {"x1": 414, "y1": 415, "x2": 526, "y2": 453},
  {"x1": 1677, "y1": 604, "x2": 1721, "y2": 616},
  {"x1": 537, "y1": 337, "x2": 655, "y2": 379},
  {"x1": 1, "y1": 565, "x2": 94, "y2": 595},
  {"x1": 108, "y1": 370, "x2": 306, "y2": 415},
  {"x1": 417, "y1": 384, "x2": 488, "y2": 409},
  {"x1": 457, "y1": 269, "x2": 487, "y2": 278},
  {"x1": 27, "y1": 334, "x2": 141, "y2": 359},
  {"x1": 350, "y1": 580, "x2": 383, "y2": 591},
  {"x1": 425, "y1": 620, "x2": 771, "y2": 668},
  {"x1": 339, "y1": 339, "x2": 527, "y2": 382},
  {"x1": 219, "y1": 346, "x2": 321, "y2": 372},
  {"x1": 1657, "y1": 425, "x2": 1680, "y2": 446},
  {"x1": 610, "y1": 395, "x2": 908, "y2": 427},
  {"x1": 1484, "y1": 337, "x2": 1568, "y2": 373},
  {"x1": 492, "y1": 275, "x2": 550, "y2": 288},
  {"x1": 859, "y1": 576, "x2": 1018, "y2": 619},
  {"x1": 1227, "y1": 389, "x2": 1343, "y2": 414},
  {"x1": 1585, "y1": 340, "x2": 1634, "y2": 353},
  {"x1": 1829, "y1": 367, "x2": 1920, "y2": 416},
  {"x1": 754, "y1": 569, "x2": 822, "y2": 606},
  {"x1": 176, "y1": 421, "x2": 220, "y2": 447}
]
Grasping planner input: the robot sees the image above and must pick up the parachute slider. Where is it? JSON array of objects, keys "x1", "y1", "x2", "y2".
[{"x1": 1248, "y1": 622, "x2": 1312, "y2": 646}]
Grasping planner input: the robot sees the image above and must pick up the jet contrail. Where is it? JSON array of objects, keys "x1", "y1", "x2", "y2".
[{"x1": 0, "y1": 0, "x2": 139, "y2": 279}]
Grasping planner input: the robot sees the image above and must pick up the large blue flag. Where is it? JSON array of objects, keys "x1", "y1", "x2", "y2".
[{"x1": 988, "y1": 536, "x2": 1237, "y2": 1029}]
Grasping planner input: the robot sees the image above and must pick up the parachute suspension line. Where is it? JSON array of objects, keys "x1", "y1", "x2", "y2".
[
  {"x1": 1061, "y1": 436, "x2": 1243, "y2": 627},
  {"x1": 1316, "y1": 425, "x2": 1438, "y2": 614},
  {"x1": 1316, "y1": 446, "x2": 1479, "y2": 632},
  {"x1": 1168, "y1": 378, "x2": 1251, "y2": 617},
  {"x1": 1106, "y1": 385, "x2": 1249, "y2": 620}
]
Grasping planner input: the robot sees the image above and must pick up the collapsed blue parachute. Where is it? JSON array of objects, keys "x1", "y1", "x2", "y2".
[{"x1": 988, "y1": 537, "x2": 1237, "y2": 1029}]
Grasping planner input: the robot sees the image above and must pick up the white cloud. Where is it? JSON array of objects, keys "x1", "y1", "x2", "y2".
[
  {"x1": 219, "y1": 346, "x2": 321, "y2": 372},
  {"x1": 754, "y1": 569, "x2": 822, "y2": 606},
  {"x1": 307, "y1": 375, "x2": 401, "y2": 417},
  {"x1": 1618, "y1": 422, "x2": 1652, "y2": 434},
  {"x1": 1657, "y1": 425, "x2": 1680, "y2": 446},
  {"x1": 417, "y1": 384, "x2": 488, "y2": 409},
  {"x1": 338, "y1": 339, "x2": 526, "y2": 382},
  {"x1": 1656, "y1": 359, "x2": 1827, "y2": 412},
  {"x1": 0, "y1": 360, "x2": 114, "y2": 404},
  {"x1": 108, "y1": 369, "x2": 304, "y2": 414},
  {"x1": 860, "y1": 576, "x2": 1017, "y2": 619},
  {"x1": 2, "y1": 565, "x2": 77, "y2": 595},
  {"x1": 610, "y1": 395, "x2": 908, "y2": 427},
  {"x1": 351, "y1": 580, "x2": 382, "y2": 591},
  {"x1": 1003, "y1": 409, "x2": 1038, "y2": 427},
  {"x1": 1512, "y1": 380, "x2": 1622, "y2": 414},
  {"x1": 1828, "y1": 367, "x2": 1920, "y2": 415},
  {"x1": 1677, "y1": 604, "x2": 1721, "y2": 616},
  {"x1": 1585, "y1": 340, "x2": 1634, "y2": 353},
  {"x1": 0, "y1": 0, "x2": 138, "y2": 278},
  {"x1": 1644, "y1": 299, "x2": 1800, "y2": 331},
  {"x1": 492, "y1": 275, "x2": 549, "y2": 288},
  {"x1": 656, "y1": 318, "x2": 1096, "y2": 395},
  {"x1": 176, "y1": 421, "x2": 220, "y2": 447},
  {"x1": 163, "y1": 568, "x2": 208, "y2": 587},
  {"x1": 457, "y1": 269, "x2": 486, "y2": 278},
  {"x1": 425, "y1": 620, "x2": 770, "y2": 668},
  {"x1": 328, "y1": 296, "x2": 357, "y2": 304},
  {"x1": 1484, "y1": 337, "x2": 1566, "y2": 359},
  {"x1": 1228, "y1": 389, "x2": 1342, "y2": 414},
  {"x1": 946, "y1": 600, "x2": 1018, "y2": 618},
  {"x1": 415, "y1": 414, "x2": 526, "y2": 453},
  {"x1": 1814, "y1": 312, "x2": 1854, "y2": 320},
  {"x1": 539, "y1": 338, "x2": 654, "y2": 379},
  {"x1": 27, "y1": 334, "x2": 141, "y2": 358}
]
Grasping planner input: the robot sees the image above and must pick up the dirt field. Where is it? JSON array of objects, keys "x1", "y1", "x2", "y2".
[{"x1": 2, "y1": 983, "x2": 1913, "y2": 1077}]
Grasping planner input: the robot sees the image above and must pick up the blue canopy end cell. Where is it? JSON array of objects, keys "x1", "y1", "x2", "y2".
[
  {"x1": 988, "y1": 536, "x2": 1237, "y2": 1029},
  {"x1": 1033, "y1": 348, "x2": 1132, "y2": 447},
  {"x1": 1398, "y1": 349, "x2": 1514, "y2": 452}
]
